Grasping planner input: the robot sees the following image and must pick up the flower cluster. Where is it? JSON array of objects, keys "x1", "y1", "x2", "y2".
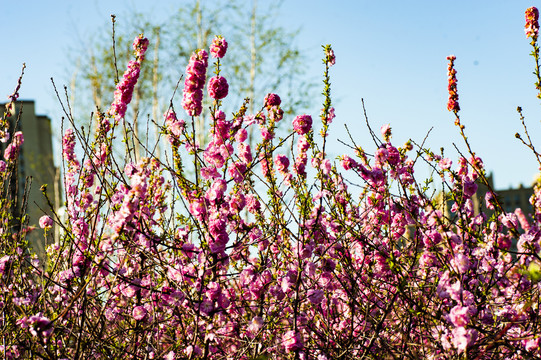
[
  {"x1": 525, "y1": 6, "x2": 539, "y2": 39},
  {"x1": 292, "y1": 114, "x2": 312, "y2": 135},
  {"x1": 164, "y1": 109, "x2": 185, "y2": 145},
  {"x1": 109, "y1": 34, "x2": 149, "y2": 121},
  {"x1": 210, "y1": 35, "x2": 228, "y2": 58},
  {"x1": 3, "y1": 131, "x2": 23, "y2": 161},
  {"x1": 182, "y1": 49, "x2": 208, "y2": 116},
  {"x1": 207, "y1": 75, "x2": 229, "y2": 100},
  {"x1": 6, "y1": 13, "x2": 541, "y2": 359},
  {"x1": 446, "y1": 55, "x2": 460, "y2": 113}
]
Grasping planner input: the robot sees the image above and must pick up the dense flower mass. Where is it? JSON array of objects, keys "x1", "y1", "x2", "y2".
[
  {"x1": 6, "y1": 13, "x2": 541, "y2": 359},
  {"x1": 525, "y1": 6, "x2": 539, "y2": 39},
  {"x1": 109, "y1": 34, "x2": 149, "y2": 121},
  {"x1": 182, "y1": 49, "x2": 208, "y2": 116},
  {"x1": 447, "y1": 55, "x2": 460, "y2": 113}
]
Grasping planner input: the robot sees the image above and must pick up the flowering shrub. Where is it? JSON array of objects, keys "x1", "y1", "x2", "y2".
[{"x1": 2, "y1": 9, "x2": 541, "y2": 359}]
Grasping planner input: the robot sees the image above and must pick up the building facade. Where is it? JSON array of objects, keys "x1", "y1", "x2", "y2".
[{"x1": 1, "y1": 100, "x2": 59, "y2": 256}]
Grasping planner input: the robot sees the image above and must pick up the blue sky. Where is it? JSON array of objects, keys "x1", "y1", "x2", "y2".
[{"x1": 3, "y1": 0, "x2": 541, "y2": 190}]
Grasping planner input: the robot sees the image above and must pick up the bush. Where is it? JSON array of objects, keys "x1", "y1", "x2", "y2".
[{"x1": 2, "y1": 7, "x2": 541, "y2": 360}]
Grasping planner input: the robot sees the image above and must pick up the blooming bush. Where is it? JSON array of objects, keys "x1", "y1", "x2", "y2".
[{"x1": 2, "y1": 8, "x2": 541, "y2": 359}]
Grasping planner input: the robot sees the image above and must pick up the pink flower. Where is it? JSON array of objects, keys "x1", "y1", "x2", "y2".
[
  {"x1": 451, "y1": 326, "x2": 476, "y2": 353},
  {"x1": 164, "y1": 110, "x2": 185, "y2": 143},
  {"x1": 210, "y1": 35, "x2": 228, "y2": 58},
  {"x1": 206, "y1": 178, "x2": 227, "y2": 202},
  {"x1": 109, "y1": 35, "x2": 148, "y2": 120},
  {"x1": 452, "y1": 253, "x2": 471, "y2": 274},
  {"x1": 265, "y1": 93, "x2": 281, "y2": 107},
  {"x1": 132, "y1": 306, "x2": 147, "y2": 321},
  {"x1": 292, "y1": 114, "x2": 312, "y2": 135},
  {"x1": 229, "y1": 161, "x2": 247, "y2": 183},
  {"x1": 340, "y1": 155, "x2": 357, "y2": 170},
  {"x1": 260, "y1": 126, "x2": 273, "y2": 141},
  {"x1": 449, "y1": 305, "x2": 470, "y2": 327},
  {"x1": 133, "y1": 34, "x2": 149, "y2": 60},
  {"x1": 235, "y1": 128, "x2": 248, "y2": 143},
  {"x1": 275, "y1": 154, "x2": 290, "y2": 173},
  {"x1": 297, "y1": 136, "x2": 309, "y2": 153},
  {"x1": 27, "y1": 313, "x2": 53, "y2": 338},
  {"x1": 307, "y1": 289, "x2": 324, "y2": 304},
  {"x1": 183, "y1": 49, "x2": 208, "y2": 116},
  {"x1": 4, "y1": 131, "x2": 23, "y2": 161},
  {"x1": 438, "y1": 158, "x2": 452, "y2": 170},
  {"x1": 526, "y1": 7, "x2": 539, "y2": 39},
  {"x1": 282, "y1": 330, "x2": 304, "y2": 353},
  {"x1": 39, "y1": 215, "x2": 53, "y2": 230},
  {"x1": 246, "y1": 194, "x2": 261, "y2": 213},
  {"x1": 380, "y1": 124, "x2": 391, "y2": 142},
  {"x1": 462, "y1": 179, "x2": 477, "y2": 198},
  {"x1": 237, "y1": 142, "x2": 252, "y2": 164},
  {"x1": 208, "y1": 76, "x2": 229, "y2": 100}
]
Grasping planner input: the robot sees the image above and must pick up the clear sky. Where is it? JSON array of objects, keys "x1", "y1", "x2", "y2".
[{"x1": 2, "y1": 0, "x2": 541, "y2": 190}]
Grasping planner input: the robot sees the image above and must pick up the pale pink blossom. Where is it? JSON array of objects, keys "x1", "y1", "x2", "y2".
[{"x1": 39, "y1": 215, "x2": 53, "y2": 230}]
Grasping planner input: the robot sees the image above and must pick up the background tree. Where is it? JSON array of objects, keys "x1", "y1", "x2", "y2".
[{"x1": 68, "y1": 0, "x2": 314, "y2": 156}]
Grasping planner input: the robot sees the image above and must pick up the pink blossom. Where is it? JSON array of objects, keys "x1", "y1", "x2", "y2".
[
  {"x1": 206, "y1": 178, "x2": 227, "y2": 202},
  {"x1": 307, "y1": 289, "x2": 324, "y2": 304},
  {"x1": 265, "y1": 93, "x2": 281, "y2": 107},
  {"x1": 235, "y1": 128, "x2": 248, "y2": 143},
  {"x1": 526, "y1": 7, "x2": 539, "y2": 39},
  {"x1": 275, "y1": 154, "x2": 290, "y2": 173},
  {"x1": 324, "y1": 106, "x2": 336, "y2": 124},
  {"x1": 462, "y1": 180, "x2": 477, "y2": 198},
  {"x1": 132, "y1": 306, "x2": 147, "y2": 321},
  {"x1": 453, "y1": 253, "x2": 471, "y2": 274},
  {"x1": 229, "y1": 161, "x2": 247, "y2": 183},
  {"x1": 297, "y1": 136, "x2": 309, "y2": 153},
  {"x1": 246, "y1": 194, "x2": 261, "y2": 213},
  {"x1": 261, "y1": 126, "x2": 274, "y2": 141},
  {"x1": 247, "y1": 316, "x2": 264, "y2": 337},
  {"x1": 27, "y1": 313, "x2": 53, "y2": 338},
  {"x1": 451, "y1": 326, "x2": 476, "y2": 353},
  {"x1": 449, "y1": 305, "x2": 470, "y2": 327},
  {"x1": 438, "y1": 158, "x2": 452, "y2": 170},
  {"x1": 380, "y1": 124, "x2": 391, "y2": 141},
  {"x1": 39, "y1": 215, "x2": 53, "y2": 230},
  {"x1": 183, "y1": 49, "x2": 208, "y2": 116},
  {"x1": 164, "y1": 110, "x2": 185, "y2": 144},
  {"x1": 292, "y1": 114, "x2": 312, "y2": 135},
  {"x1": 210, "y1": 35, "x2": 228, "y2": 58},
  {"x1": 282, "y1": 330, "x2": 303, "y2": 353},
  {"x1": 237, "y1": 142, "x2": 252, "y2": 164},
  {"x1": 109, "y1": 35, "x2": 148, "y2": 120},
  {"x1": 340, "y1": 155, "x2": 357, "y2": 170},
  {"x1": 208, "y1": 76, "x2": 229, "y2": 100},
  {"x1": 4, "y1": 131, "x2": 23, "y2": 161}
]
